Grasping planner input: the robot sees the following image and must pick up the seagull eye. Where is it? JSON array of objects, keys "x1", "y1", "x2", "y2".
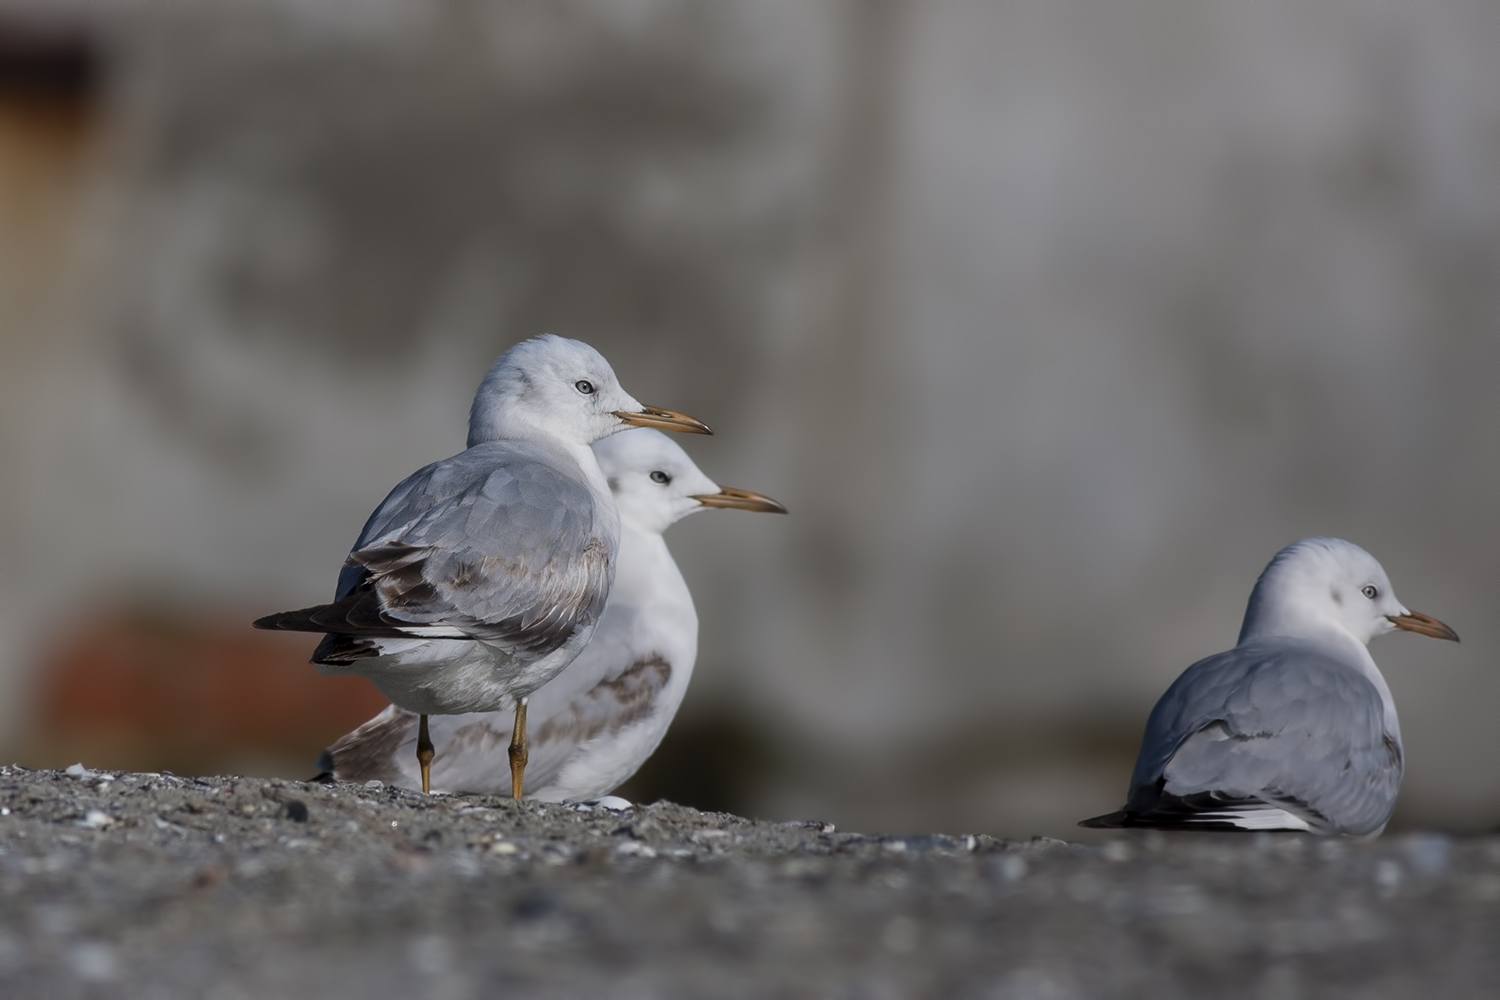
[
  {"x1": 1361, "y1": 585, "x2": 1378, "y2": 600},
  {"x1": 575, "y1": 380, "x2": 596, "y2": 395},
  {"x1": 649, "y1": 471, "x2": 671, "y2": 485}
]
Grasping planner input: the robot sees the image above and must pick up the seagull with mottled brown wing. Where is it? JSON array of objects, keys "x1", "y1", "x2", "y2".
[
  {"x1": 316, "y1": 427, "x2": 786, "y2": 801},
  {"x1": 254, "y1": 336, "x2": 711, "y2": 798}
]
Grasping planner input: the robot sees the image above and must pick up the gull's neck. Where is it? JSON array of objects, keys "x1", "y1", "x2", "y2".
[
  {"x1": 471, "y1": 408, "x2": 614, "y2": 504},
  {"x1": 1239, "y1": 613, "x2": 1400, "y2": 739},
  {"x1": 609, "y1": 525, "x2": 697, "y2": 678},
  {"x1": 468, "y1": 394, "x2": 598, "y2": 454},
  {"x1": 613, "y1": 526, "x2": 679, "y2": 605},
  {"x1": 556, "y1": 437, "x2": 613, "y2": 503}
]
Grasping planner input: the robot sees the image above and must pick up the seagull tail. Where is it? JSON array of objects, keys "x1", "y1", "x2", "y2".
[
  {"x1": 253, "y1": 604, "x2": 385, "y2": 667},
  {"x1": 252, "y1": 606, "x2": 331, "y2": 632},
  {"x1": 1078, "y1": 788, "x2": 1320, "y2": 832}
]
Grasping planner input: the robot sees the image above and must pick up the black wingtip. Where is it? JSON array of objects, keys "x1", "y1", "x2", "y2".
[
  {"x1": 253, "y1": 605, "x2": 332, "y2": 633},
  {"x1": 1078, "y1": 811, "x2": 1129, "y2": 829}
]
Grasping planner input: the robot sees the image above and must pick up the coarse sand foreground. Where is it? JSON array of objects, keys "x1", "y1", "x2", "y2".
[{"x1": 0, "y1": 765, "x2": 1497, "y2": 998}]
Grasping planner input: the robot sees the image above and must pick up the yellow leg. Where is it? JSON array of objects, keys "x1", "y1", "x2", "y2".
[
  {"x1": 417, "y1": 713, "x2": 434, "y2": 795},
  {"x1": 508, "y1": 698, "x2": 529, "y2": 800}
]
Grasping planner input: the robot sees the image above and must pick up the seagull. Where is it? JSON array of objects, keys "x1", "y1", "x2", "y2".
[
  {"x1": 1081, "y1": 537, "x2": 1458, "y2": 836},
  {"x1": 314, "y1": 427, "x2": 787, "y2": 800},
  {"x1": 253, "y1": 335, "x2": 711, "y2": 797}
]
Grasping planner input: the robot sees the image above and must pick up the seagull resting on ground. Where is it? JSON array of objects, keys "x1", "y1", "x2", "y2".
[{"x1": 1081, "y1": 537, "x2": 1457, "y2": 836}]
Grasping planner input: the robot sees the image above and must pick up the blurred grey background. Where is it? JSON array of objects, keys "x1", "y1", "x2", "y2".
[{"x1": 1, "y1": 0, "x2": 1497, "y2": 839}]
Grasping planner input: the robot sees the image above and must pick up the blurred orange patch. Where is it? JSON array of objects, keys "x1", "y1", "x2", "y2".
[{"x1": 25, "y1": 610, "x2": 390, "y2": 777}]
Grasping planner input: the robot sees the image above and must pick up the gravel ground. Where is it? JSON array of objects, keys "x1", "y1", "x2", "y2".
[{"x1": 1, "y1": 766, "x2": 1497, "y2": 998}]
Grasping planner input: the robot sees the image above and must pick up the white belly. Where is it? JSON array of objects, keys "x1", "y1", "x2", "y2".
[{"x1": 319, "y1": 631, "x2": 592, "y2": 716}]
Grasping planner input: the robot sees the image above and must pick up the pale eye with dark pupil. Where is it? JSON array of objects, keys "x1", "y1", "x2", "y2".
[
  {"x1": 1361, "y1": 585, "x2": 1378, "y2": 599},
  {"x1": 650, "y1": 471, "x2": 671, "y2": 485},
  {"x1": 575, "y1": 380, "x2": 595, "y2": 395}
]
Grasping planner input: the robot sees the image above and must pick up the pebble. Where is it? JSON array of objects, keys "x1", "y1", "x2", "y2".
[
  {"x1": 594, "y1": 796, "x2": 633, "y2": 812},
  {"x1": 68, "y1": 942, "x2": 117, "y2": 982},
  {"x1": 77, "y1": 811, "x2": 114, "y2": 830},
  {"x1": 1403, "y1": 834, "x2": 1451, "y2": 876},
  {"x1": 615, "y1": 840, "x2": 657, "y2": 859},
  {"x1": 1375, "y1": 860, "x2": 1403, "y2": 894}
]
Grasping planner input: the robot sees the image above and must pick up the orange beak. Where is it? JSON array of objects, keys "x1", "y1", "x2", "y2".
[
  {"x1": 690, "y1": 486, "x2": 788, "y2": 514},
  {"x1": 1388, "y1": 611, "x2": 1460, "y2": 642},
  {"x1": 614, "y1": 406, "x2": 713, "y2": 435}
]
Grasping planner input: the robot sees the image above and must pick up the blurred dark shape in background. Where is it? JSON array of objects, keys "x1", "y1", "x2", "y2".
[
  {"x1": 0, "y1": 13, "x2": 97, "y2": 98},
  {"x1": 0, "y1": 11, "x2": 101, "y2": 297},
  {"x1": 0, "y1": 15, "x2": 99, "y2": 101},
  {"x1": 1, "y1": 0, "x2": 1498, "y2": 839},
  {"x1": 27, "y1": 609, "x2": 387, "y2": 776},
  {"x1": 618, "y1": 709, "x2": 786, "y2": 817},
  {"x1": 620, "y1": 707, "x2": 1144, "y2": 832}
]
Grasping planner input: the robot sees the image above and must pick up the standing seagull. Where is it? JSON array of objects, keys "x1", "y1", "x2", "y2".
[
  {"x1": 1082, "y1": 537, "x2": 1458, "y2": 836},
  {"x1": 254, "y1": 336, "x2": 711, "y2": 797},
  {"x1": 315, "y1": 427, "x2": 787, "y2": 799}
]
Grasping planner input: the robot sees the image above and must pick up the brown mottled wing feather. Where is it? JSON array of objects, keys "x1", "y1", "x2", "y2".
[
  {"x1": 317, "y1": 705, "x2": 417, "y2": 784},
  {"x1": 528, "y1": 654, "x2": 671, "y2": 747},
  {"x1": 436, "y1": 652, "x2": 672, "y2": 793},
  {"x1": 255, "y1": 440, "x2": 614, "y2": 660}
]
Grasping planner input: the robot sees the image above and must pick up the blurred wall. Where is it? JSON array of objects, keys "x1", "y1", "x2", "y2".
[{"x1": 1, "y1": 0, "x2": 1498, "y2": 838}]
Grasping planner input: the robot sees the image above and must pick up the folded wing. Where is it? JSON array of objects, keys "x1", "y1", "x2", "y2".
[
  {"x1": 1083, "y1": 638, "x2": 1400, "y2": 835},
  {"x1": 255, "y1": 441, "x2": 613, "y2": 664}
]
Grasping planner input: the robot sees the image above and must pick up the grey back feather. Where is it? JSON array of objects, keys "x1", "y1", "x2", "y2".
[
  {"x1": 321, "y1": 438, "x2": 615, "y2": 656},
  {"x1": 1127, "y1": 637, "x2": 1401, "y2": 835}
]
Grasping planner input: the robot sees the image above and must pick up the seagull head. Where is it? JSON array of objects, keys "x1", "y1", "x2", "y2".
[
  {"x1": 468, "y1": 335, "x2": 712, "y2": 448},
  {"x1": 594, "y1": 428, "x2": 787, "y2": 535},
  {"x1": 1237, "y1": 537, "x2": 1458, "y2": 648}
]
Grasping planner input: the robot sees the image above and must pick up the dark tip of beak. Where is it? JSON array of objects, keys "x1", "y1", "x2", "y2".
[
  {"x1": 614, "y1": 406, "x2": 713, "y2": 435},
  {"x1": 690, "y1": 486, "x2": 788, "y2": 514},
  {"x1": 1388, "y1": 611, "x2": 1460, "y2": 642}
]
